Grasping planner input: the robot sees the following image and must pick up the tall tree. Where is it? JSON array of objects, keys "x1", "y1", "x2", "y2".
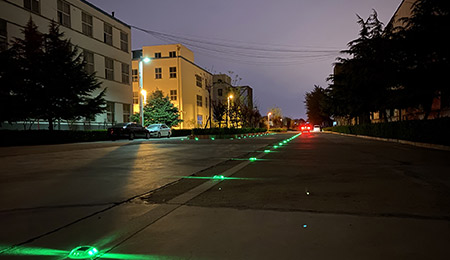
[
  {"x1": 212, "y1": 101, "x2": 226, "y2": 128},
  {"x1": 0, "y1": 19, "x2": 44, "y2": 126},
  {"x1": 132, "y1": 90, "x2": 182, "y2": 127},
  {"x1": 328, "y1": 10, "x2": 395, "y2": 123},
  {"x1": 396, "y1": 0, "x2": 450, "y2": 119},
  {"x1": 1, "y1": 19, "x2": 106, "y2": 130},
  {"x1": 305, "y1": 85, "x2": 332, "y2": 125}
]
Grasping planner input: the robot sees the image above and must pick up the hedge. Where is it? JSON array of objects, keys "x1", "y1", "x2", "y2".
[
  {"x1": 324, "y1": 117, "x2": 450, "y2": 146},
  {"x1": 191, "y1": 127, "x2": 267, "y2": 135},
  {"x1": 0, "y1": 130, "x2": 109, "y2": 146}
]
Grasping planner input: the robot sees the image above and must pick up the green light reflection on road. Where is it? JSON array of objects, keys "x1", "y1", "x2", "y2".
[
  {"x1": 175, "y1": 175, "x2": 259, "y2": 181},
  {"x1": 0, "y1": 245, "x2": 68, "y2": 257},
  {"x1": 0, "y1": 245, "x2": 171, "y2": 260}
]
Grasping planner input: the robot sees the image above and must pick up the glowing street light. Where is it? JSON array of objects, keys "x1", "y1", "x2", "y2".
[
  {"x1": 227, "y1": 94, "x2": 233, "y2": 128},
  {"x1": 138, "y1": 57, "x2": 151, "y2": 126},
  {"x1": 267, "y1": 112, "x2": 272, "y2": 130}
]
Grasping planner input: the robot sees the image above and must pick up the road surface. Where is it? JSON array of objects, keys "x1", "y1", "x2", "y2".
[{"x1": 0, "y1": 132, "x2": 449, "y2": 259}]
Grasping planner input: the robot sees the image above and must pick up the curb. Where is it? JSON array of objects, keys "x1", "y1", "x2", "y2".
[{"x1": 323, "y1": 131, "x2": 450, "y2": 152}]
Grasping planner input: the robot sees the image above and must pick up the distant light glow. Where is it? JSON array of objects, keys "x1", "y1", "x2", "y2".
[
  {"x1": 249, "y1": 157, "x2": 257, "y2": 161},
  {"x1": 264, "y1": 150, "x2": 271, "y2": 153},
  {"x1": 142, "y1": 57, "x2": 151, "y2": 63}
]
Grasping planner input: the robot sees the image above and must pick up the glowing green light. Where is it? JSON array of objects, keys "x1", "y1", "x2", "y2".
[
  {"x1": 264, "y1": 150, "x2": 271, "y2": 153},
  {"x1": 249, "y1": 157, "x2": 257, "y2": 161},
  {"x1": 0, "y1": 245, "x2": 68, "y2": 257},
  {"x1": 175, "y1": 175, "x2": 257, "y2": 180},
  {"x1": 273, "y1": 145, "x2": 279, "y2": 149},
  {"x1": 68, "y1": 246, "x2": 99, "y2": 259},
  {"x1": 211, "y1": 137, "x2": 215, "y2": 140},
  {"x1": 283, "y1": 140, "x2": 287, "y2": 143},
  {"x1": 279, "y1": 142, "x2": 283, "y2": 146},
  {"x1": 195, "y1": 137, "x2": 199, "y2": 141}
]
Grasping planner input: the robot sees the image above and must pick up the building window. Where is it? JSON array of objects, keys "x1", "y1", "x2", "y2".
[
  {"x1": 83, "y1": 50, "x2": 94, "y2": 74},
  {"x1": 155, "y1": 68, "x2": 162, "y2": 79},
  {"x1": 155, "y1": 52, "x2": 161, "y2": 58},
  {"x1": 121, "y1": 63, "x2": 129, "y2": 84},
  {"x1": 106, "y1": 101, "x2": 115, "y2": 123},
  {"x1": 104, "y1": 23, "x2": 112, "y2": 45},
  {"x1": 120, "y1": 31, "x2": 128, "y2": 52},
  {"x1": 81, "y1": 12, "x2": 93, "y2": 37},
  {"x1": 170, "y1": 90, "x2": 177, "y2": 101},
  {"x1": 169, "y1": 67, "x2": 177, "y2": 78},
  {"x1": 57, "y1": 0, "x2": 71, "y2": 27},
  {"x1": 123, "y1": 104, "x2": 131, "y2": 122},
  {"x1": 133, "y1": 92, "x2": 139, "y2": 104},
  {"x1": 24, "y1": 0, "x2": 40, "y2": 14},
  {"x1": 196, "y1": 75, "x2": 202, "y2": 88},
  {"x1": 218, "y1": 88, "x2": 223, "y2": 96},
  {"x1": 105, "y1": 57, "x2": 114, "y2": 80},
  {"x1": 197, "y1": 95, "x2": 202, "y2": 107},
  {"x1": 132, "y1": 69, "x2": 138, "y2": 82},
  {"x1": 169, "y1": 51, "x2": 176, "y2": 58},
  {"x1": 0, "y1": 19, "x2": 7, "y2": 51},
  {"x1": 197, "y1": 115, "x2": 203, "y2": 127}
]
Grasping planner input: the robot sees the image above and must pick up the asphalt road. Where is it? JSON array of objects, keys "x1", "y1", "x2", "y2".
[{"x1": 0, "y1": 132, "x2": 449, "y2": 259}]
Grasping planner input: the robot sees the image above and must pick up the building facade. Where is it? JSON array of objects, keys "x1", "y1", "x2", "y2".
[
  {"x1": 132, "y1": 44, "x2": 212, "y2": 129},
  {"x1": 0, "y1": 0, "x2": 132, "y2": 129}
]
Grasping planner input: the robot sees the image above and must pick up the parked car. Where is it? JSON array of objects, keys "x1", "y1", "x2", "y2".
[
  {"x1": 146, "y1": 124, "x2": 171, "y2": 138},
  {"x1": 313, "y1": 125, "x2": 321, "y2": 132},
  {"x1": 300, "y1": 124, "x2": 312, "y2": 133},
  {"x1": 108, "y1": 122, "x2": 149, "y2": 140}
]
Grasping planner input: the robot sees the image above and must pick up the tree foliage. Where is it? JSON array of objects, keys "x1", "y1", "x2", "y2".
[
  {"x1": 131, "y1": 90, "x2": 182, "y2": 127},
  {"x1": 305, "y1": 85, "x2": 332, "y2": 125},
  {"x1": 325, "y1": 0, "x2": 450, "y2": 123},
  {"x1": 0, "y1": 19, "x2": 105, "y2": 129}
]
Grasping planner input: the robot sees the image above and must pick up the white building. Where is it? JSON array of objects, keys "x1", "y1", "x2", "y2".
[{"x1": 0, "y1": 0, "x2": 132, "y2": 129}]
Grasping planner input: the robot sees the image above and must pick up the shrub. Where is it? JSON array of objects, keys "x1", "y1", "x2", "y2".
[
  {"x1": 191, "y1": 127, "x2": 267, "y2": 136},
  {"x1": 326, "y1": 117, "x2": 450, "y2": 146},
  {"x1": 0, "y1": 130, "x2": 109, "y2": 146}
]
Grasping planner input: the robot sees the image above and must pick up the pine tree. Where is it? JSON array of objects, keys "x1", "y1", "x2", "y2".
[
  {"x1": 132, "y1": 90, "x2": 182, "y2": 127},
  {"x1": 0, "y1": 19, "x2": 105, "y2": 130},
  {"x1": 0, "y1": 19, "x2": 44, "y2": 126},
  {"x1": 41, "y1": 21, "x2": 106, "y2": 130}
]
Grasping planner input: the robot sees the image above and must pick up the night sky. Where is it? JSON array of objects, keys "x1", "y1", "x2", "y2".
[{"x1": 86, "y1": 0, "x2": 401, "y2": 119}]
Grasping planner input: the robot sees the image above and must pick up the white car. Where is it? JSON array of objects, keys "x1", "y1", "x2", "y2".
[
  {"x1": 312, "y1": 125, "x2": 321, "y2": 132},
  {"x1": 146, "y1": 124, "x2": 171, "y2": 138}
]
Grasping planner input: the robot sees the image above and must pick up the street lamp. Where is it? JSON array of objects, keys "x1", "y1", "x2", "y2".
[
  {"x1": 227, "y1": 95, "x2": 233, "y2": 128},
  {"x1": 138, "y1": 57, "x2": 151, "y2": 126},
  {"x1": 141, "y1": 89, "x2": 147, "y2": 104},
  {"x1": 267, "y1": 112, "x2": 272, "y2": 130}
]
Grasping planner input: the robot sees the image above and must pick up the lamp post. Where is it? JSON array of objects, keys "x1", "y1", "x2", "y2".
[
  {"x1": 227, "y1": 95, "x2": 233, "y2": 128},
  {"x1": 138, "y1": 57, "x2": 151, "y2": 126},
  {"x1": 267, "y1": 112, "x2": 272, "y2": 130}
]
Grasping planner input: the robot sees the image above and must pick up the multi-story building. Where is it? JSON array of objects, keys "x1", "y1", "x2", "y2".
[
  {"x1": 211, "y1": 74, "x2": 233, "y2": 105},
  {"x1": 132, "y1": 44, "x2": 212, "y2": 129},
  {"x1": 211, "y1": 74, "x2": 253, "y2": 108},
  {"x1": 0, "y1": 0, "x2": 132, "y2": 129}
]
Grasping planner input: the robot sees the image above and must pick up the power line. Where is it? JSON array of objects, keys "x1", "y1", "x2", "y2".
[{"x1": 131, "y1": 25, "x2": 341, "y2": 66}]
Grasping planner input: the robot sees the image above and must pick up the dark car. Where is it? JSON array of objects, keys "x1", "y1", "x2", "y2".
[{"x1": 108, "y1": 122, "x2": 149, "y2": 140}]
